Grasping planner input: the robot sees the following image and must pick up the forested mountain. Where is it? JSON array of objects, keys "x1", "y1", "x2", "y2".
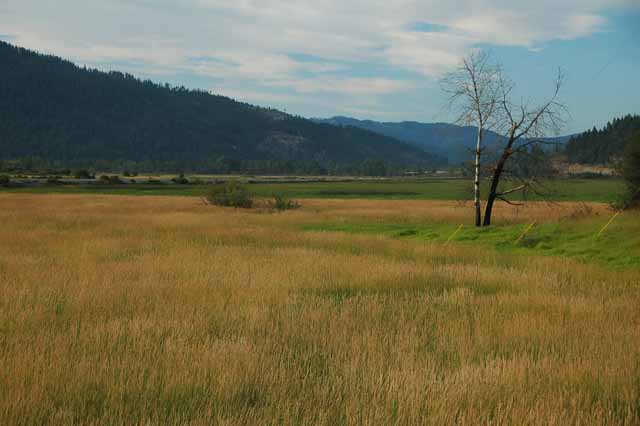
[
  {"x1": 314, "y1": 116, "x2": 506, "y2": 164},
  {"x1": 0, "y1": 41, "x2": 441, "y2": 171},
  {"x1": 564, "y1": 115, "x2": 640, "y2": 164}
]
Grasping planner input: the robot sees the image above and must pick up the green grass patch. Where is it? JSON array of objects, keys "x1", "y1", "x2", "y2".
[
  {"x1": 2, "y1": 178, "x2": 625, "y2": 202},
  {"x1": 304, "y1": 213, "x2": 640, "y2": 269}
]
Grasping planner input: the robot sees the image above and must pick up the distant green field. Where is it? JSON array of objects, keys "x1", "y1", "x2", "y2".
[
  {"x1": 251, "y1": 179, "x2": 623, "y2": 203},
  {"x1": 1, "y1": 178, "x2": 624, "y2": 203}
]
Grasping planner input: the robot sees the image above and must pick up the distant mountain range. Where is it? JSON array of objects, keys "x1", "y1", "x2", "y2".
[
  {"x1": 314, "y1": 116, "x2": 573, "y2": 164},
  {"x1": 0, "y1": 41, "x2": 440, "y2": 168},
  {"x1": 4, "y1": 40, "x2": 620, "y2": 171}
]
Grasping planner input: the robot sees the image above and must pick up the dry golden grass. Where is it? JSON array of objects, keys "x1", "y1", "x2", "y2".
[{"x1": 0, "y1": 194, "x2": 638, "y2": 425}]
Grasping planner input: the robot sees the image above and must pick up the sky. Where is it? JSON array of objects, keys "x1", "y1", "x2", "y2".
[{"x1": 1, "y1": 0, "x2": 639, "y2": 134}]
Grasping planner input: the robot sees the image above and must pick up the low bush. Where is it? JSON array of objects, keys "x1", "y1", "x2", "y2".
[
  {"x1": 172, "y1": 174, "x2": 190, "y2": 185},
  {"x1": 46, "y1": 177, "x2": 63, "y2": 185},
  {"x1": 207, "y1": 180, "x2": 253, "y2": 209},
  {"x1": 73, "y1": 170, "x2": 95, "y2": 179},
  {"x1": 206, "y1": 181, "x2": 301, "y2": 211},
  {"x1": 0, "y1": 175, "x2": 10, "y2": 186},
  {"x1": 99, "y1": 175, "x2": 124, "y2": 185},
  {"x1": 269, "y1": 195, "x2": 301, "y2": 212}
]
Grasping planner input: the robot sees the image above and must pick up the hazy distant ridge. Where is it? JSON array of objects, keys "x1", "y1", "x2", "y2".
[{"x1": 315, "y1": 116, "x2": 575, "y2": 164}]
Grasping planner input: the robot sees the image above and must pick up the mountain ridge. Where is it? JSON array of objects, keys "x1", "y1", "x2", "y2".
[
  {"x1": 313, "y1": 116, "x2": 503, "y2": 164},
  {"x1": 0, "y1": 41, "x2": 441, "y2": 169}
]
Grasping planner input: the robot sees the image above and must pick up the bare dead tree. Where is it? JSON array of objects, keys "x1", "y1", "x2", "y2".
[
  {"x1": 441, "y1": 51, "x2": 499, "y2": 227},
  {"x1": 482, "y1": 68, "x2": 568, "y2": 226}
]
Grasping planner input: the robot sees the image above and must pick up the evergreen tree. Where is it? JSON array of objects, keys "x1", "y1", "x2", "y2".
[
  {"x1": 565, "y1": 115, "x2": 640, "y2": 164},
  {"x1": 620, "y1": 133, "x2": 640, "y2": 208}
]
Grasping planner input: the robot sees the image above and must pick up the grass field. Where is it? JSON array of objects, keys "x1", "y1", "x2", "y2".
[
  {"x1": 2, "y1": 178, "x2": 625, "y2": 203},
  {"x1": 1, "y1": 193, "x2": 638, "y2": 425},
  {"x1": 302, "y1": 200, "x2": 640, "y2": 269}
]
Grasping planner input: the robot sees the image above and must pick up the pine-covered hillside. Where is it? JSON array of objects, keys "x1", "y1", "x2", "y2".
[
  {"x1": 0, "y1": 41, "x2": 441, "y2": 168},
  {"x1": 564, "y1": 115, "x2": 640, "y2": 164}
]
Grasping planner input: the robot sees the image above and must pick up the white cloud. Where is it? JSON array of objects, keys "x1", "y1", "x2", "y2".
[
  {"x1": 1, "y1": 0, "x2": 634, "y2": 119},
  {"x1": 269, "y1": 77, "x2": 415, "y2": 95},
  {"x1": 564, "y1": 14, "x2": 607, "y2": 39}
]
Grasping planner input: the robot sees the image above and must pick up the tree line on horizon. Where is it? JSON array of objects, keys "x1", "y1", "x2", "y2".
[
  {"x1": 0, "y1": 156, "x2": 429, "y2": 178},
  {"x1": 564, "y1": 114, "x2": 640, "y2": 165}
]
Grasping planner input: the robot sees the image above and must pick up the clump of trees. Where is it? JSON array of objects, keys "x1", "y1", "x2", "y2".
[
  {"x1": 441, "y1": 51, "x2": 567, "y2": 226},
  {"x1": 206, "y1": 180, "x2": 300, "y2": 212},
  {"x1": 565, "y1": 115, "x2": 640, "y2": 164},
  {"x1": 207, "y1": 180, "x2": 254, "y2": 209},
  {"x1": 0, "y1": 156, "x2": 428, "y2": 178},
  {"x1": 618, "y1": 133, "x2": 640, "y2": 209}
]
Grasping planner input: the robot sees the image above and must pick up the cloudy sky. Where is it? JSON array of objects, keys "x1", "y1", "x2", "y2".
[{"x1": 1, "y1": 0, "x2": 639, "y2": 133}]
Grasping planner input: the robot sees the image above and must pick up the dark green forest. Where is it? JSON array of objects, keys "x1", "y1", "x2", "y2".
[
  {"x1": 564, "y1": 114, "x2": 640, "y2": 164},
  {"x1": 0, "y1": 41, "x2": 442, "y2": 174}
]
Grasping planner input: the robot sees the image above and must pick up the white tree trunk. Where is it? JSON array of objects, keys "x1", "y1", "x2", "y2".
[{"x1": 474, "y1": 127, "x2": 482, "y2": 227}]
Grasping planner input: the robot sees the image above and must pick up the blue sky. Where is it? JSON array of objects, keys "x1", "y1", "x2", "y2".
[{"x1": 1, "y1": 0, "x2": 638, "y2": 134}]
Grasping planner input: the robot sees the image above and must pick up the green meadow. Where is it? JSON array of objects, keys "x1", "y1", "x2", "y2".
[
  {"x1": 2, "y1": 178, "x2": 625, "y2": 203},
  {"x1": 303, "y1": 210, "x2": 640, "y2": 269}
]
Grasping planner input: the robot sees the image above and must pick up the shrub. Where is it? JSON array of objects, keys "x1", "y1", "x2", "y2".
[
  {"x1": 207, "y1": 180, "x2": 253, "y2": 209},
  {"x1": 270, "y1": 195, "x2": 301, "y2": 211},
  {"x1": 252, "y1": 195, "x2": 302, "y2": 212},
  {"x1": 73, "y1": 170, "x2": 95, "y2": 179},
  {"x1": 99, "y1": 175, "x2": 123, "y2": 185},
  {"x1": 46, "y1": 177, "x2": 63, "y2": 185},
  {"x1": 172, "y1": 174, "x2": 190, "y2": 185},
  {"x1": 614, "y1": 133, "x2": 640, "y2": 210},
  {"x1": 0, "y1": 175, "x2": 10, "y2": 186}
]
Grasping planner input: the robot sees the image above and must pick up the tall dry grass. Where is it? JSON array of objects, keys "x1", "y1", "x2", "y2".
[{"x1": 0, "y1": 194, "x2": 638, "y2": 425}]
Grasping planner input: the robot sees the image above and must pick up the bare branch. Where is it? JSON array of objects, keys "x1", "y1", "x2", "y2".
[
  {"x1": 440, "y1": 50, "x2": 502, "y2": 227},
  {"x1": 513, "y1": 138, "x2": 563, "y2": 152},
  {"x1": 496, "y1": 184, "x2": 528, "y2": 197},
  {"x1": 496, "y1": 196, "x2": 526, "y2": 206}
]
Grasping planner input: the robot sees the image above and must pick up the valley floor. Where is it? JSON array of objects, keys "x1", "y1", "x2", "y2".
[{"x1": 0, "y1": 194, "x2": 638, "y2": 425}]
